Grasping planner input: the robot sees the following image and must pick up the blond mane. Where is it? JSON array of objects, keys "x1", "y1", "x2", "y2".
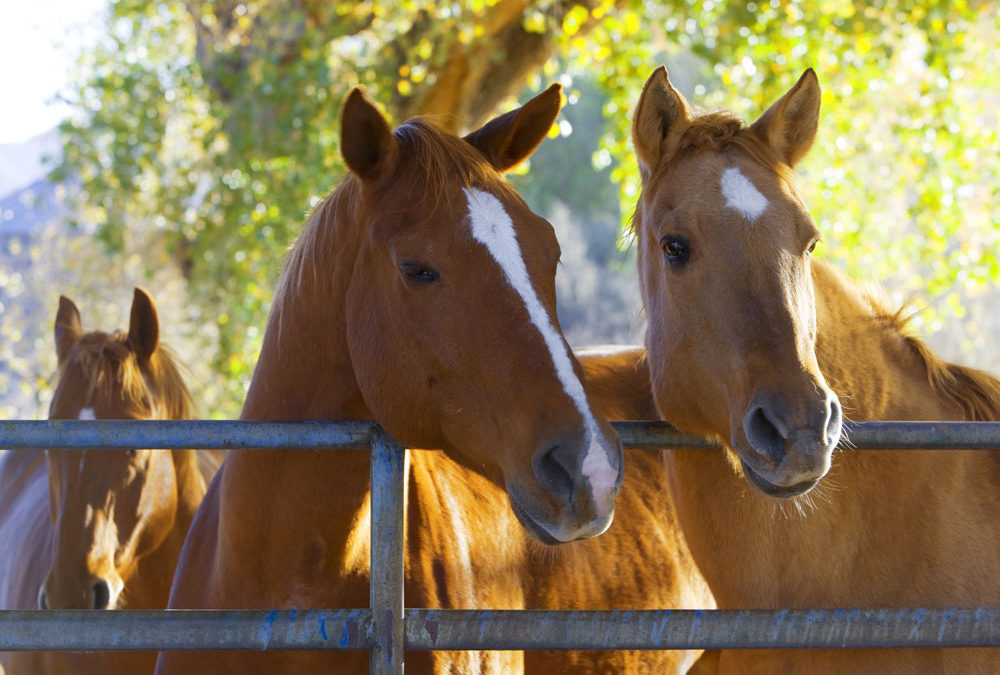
[
  {"x1": 58, "y1": 330, "x2": 194, "y2": 420},
  {"x1": 631, "y1": 109, "x2": 797, "y2": 235},
  {"x1": 872, "y1": 305, "x2": 1000, "y2": 421}
]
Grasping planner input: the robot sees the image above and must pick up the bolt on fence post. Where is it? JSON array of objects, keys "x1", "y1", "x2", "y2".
[{"x1": 370, "y1": 426, "x2": 406, "y2": 675}]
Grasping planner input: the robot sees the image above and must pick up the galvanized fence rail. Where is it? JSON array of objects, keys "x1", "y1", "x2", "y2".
[{"x1": 1, "y1": 419, "x2": 999, "y2": 675}]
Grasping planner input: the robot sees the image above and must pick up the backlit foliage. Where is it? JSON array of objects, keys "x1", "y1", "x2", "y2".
[{"x1": 37, "y1": 0, "x2": 1000, "y2": 415}]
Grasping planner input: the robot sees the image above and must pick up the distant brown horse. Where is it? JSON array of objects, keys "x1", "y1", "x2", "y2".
[
  {"x1": 0, "y1": 288, "x2": 223, "y2": 675},
  {"x1": 156, "y1": 85, "x2": 659, "y2": 674},
  {"x1": 631, "y1": 65, "x2": 1000, "y2": 673}
]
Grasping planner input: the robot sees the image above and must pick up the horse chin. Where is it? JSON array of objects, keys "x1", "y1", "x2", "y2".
[
  {"x1": 739, "y1": 459, "x2": 820, "y2": 498},
  {"x1": 509, "y1": 504, "x2": 564, "y2": 546}
]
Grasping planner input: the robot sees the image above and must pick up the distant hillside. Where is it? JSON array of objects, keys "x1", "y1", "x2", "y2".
[{"x1": 0, "y1": 129, "x2": 61, "y2": 200}]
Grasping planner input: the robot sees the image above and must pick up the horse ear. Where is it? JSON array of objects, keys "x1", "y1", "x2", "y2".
[
  {"x1": 632, "y1": 66, "x2": 691, "y2": 179},
  {"x1": 128, "y1": 287, "x2": 160, "y2": 365},
  {"x1": 54, "y1": 295, "x2": 83, "y2": 364},
  {"x1": 463, "y1": 83, "x2": 562, "y2": 172},
  {"x1": 749, "y1": 68, "x2": 821, "y2": 167},
  {"x1": 341, "y1": 87, "x2": 398, "y2": 182}
]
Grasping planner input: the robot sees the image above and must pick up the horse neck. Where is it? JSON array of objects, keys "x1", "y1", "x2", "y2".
[
  {"x1": 242, "y1": 192, "x2": 371, "y2": 423},
  {"x1": 118, "y1": 449, "x2": 207, "y2": 609},
  {"x1": 237, "y1": 190, "x2": 376, "y2": 527},
  {"x1": 171, "y1": 449, "x2": 211, "y2": 525},
  {"x1": 812, "y1": 260, "x2": 1000, "y2": 422}
]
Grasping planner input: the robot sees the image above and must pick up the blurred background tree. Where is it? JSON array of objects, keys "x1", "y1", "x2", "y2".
[{"x1": 3, "y1": 0, "x2": 998, "y2": 417}]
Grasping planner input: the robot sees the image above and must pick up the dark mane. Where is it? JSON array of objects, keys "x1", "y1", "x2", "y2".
[{"x1": 56, "y1": 330, "x2": 194, "y2": 420}]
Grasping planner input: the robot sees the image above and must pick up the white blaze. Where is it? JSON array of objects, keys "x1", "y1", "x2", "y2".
[
  {"x1": 77, "y1": 408, "x2": 96, "y2": 476},
  {"x1": 721, "y1": 167, "x2": 768, "y2": 222},
  {"x1": 462, "y1": 187, "x2": 617, "y2": 499}
]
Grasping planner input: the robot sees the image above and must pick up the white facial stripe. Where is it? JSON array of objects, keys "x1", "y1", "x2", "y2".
[
  {"x1": 721, "y1": 167, "x2": 768, "y2": 222},
  {"x1": 463, "y1": 187, "x2": 617, "y2": 497},
  {"x1": 77, "y1": 409, "x2": 96, "y2": 475}
]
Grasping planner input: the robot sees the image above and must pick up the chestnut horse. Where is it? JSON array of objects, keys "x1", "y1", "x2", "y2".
[
  {"x1": 158, "y1": 85, "x2": 709, "y2": 674},
  {"x1": 0, "y1": 288, "x2": 223, "y2": 675},
  {"x1": 631, "y1": 65, "x2": 1000, "y2": 673}
]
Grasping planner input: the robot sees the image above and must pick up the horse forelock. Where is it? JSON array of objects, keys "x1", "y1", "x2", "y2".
[
  {"x1": 276, "y1": 117, "x2": 517, "y2": 304},
  {"x1": 55, "y1": 331, "x2": 194, "y2": 421},
  {"x1": 633, "y1": 110, "x2": 796, "y2": 233}
]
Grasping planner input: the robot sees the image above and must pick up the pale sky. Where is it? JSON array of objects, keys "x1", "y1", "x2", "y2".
[{"x1": 0, "y1": 0, "x2": 106, "y2": 145}]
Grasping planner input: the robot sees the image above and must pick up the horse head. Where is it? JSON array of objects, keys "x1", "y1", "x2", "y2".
[
  {"x1": 41, "y1": 288, "x2": 194, "y2": 609},
  {"x1": 333, "y1": 86, "x2": 624, "y2": 542},
  {"x1": 632, "y1": 67, "x2": 842, "y2": 497}
]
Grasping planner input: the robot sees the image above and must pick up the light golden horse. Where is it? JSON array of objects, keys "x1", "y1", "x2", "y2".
[
  {"x1": 158, "y1": 87, "x2": 712, "y2": 673},
  {"x1": 631, "y1": 65, "x2": 1000, "y2": 674},
  {"x1": 0, "y1": 288, "x2": 223, "y2": 674}
]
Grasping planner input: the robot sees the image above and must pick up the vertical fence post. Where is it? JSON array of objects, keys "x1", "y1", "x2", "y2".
[{"x1": 370, "y1": 426, "x2": 406, "y2": 675}]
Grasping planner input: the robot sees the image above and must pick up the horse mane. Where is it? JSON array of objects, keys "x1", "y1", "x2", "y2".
[
  {"x1": 59, "y1": 330, "x2": 194, "y2": 420},
  {"x1": 274, "y1": 117, "x2": 516, "y2": 303},
  {"x1": 631, "y1": 110, "x2": 796, "y2": 234},
  {"x1": 872, "y1": 307, "x2": 1000, "y2": 421},
  {"x1": 815, "y1": 259, "x2": 1000, "y2": 422},
  {"x1": 680, "y1": 110, "x2": 797, "y2": 179}
]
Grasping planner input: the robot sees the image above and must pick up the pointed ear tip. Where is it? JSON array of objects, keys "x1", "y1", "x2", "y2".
[
  {"x1": 343, "y1": 86, "x2": 375, "y2": 112},
  {"x1": 133, "y1": 286, "x2": 157, "y2": 310},
  {"x1": 537, "y1": 83, "x2": 563, "y2": 112},
  {"x1": 800, "y1": 68, "x2": 820, "y2": 88}
]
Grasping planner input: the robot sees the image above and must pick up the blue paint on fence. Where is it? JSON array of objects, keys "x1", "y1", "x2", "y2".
[{"x1": 260, "y1": 610, "x2": 278, "y2": 649}]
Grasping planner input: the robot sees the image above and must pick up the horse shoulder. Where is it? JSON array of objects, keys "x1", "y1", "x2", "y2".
[{"x1": 406, "y1": 451, "x2": 527, "y2": 610}]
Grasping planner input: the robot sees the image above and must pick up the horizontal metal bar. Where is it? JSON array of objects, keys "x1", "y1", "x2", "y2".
[
  {"x1": 0, "y1": 420, "x2": 374, "y2": 450},
  {"x1": 838, "y1": 421, "x2": 1000, "y2": 450},
  {"x1": 615, "y1": 420, "x2": 1000, "y2": 451},
  {"x1": 410, "y1": 608, "x2": 1000, "y2": 650},
  {"x1": 0, "y1": 608, "x2": 996, "y2": 651},
  {"x1": 0, "y1": 609, "x2": 372, "y2": 651},
  {"x1": 612, "y1": 422, "x2": 722, "y2": 449},
  {"x1": 5, "y1": 420, "x2": 1000, "y2": 451}
]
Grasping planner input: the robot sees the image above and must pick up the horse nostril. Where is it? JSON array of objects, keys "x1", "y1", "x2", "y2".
[
  {"x1": 532, "y1": 444, "x2": 576, "y2": 504},
  {"x1": 92, "y1": 580, "x2": 111, "y2": 610},
  {"x1": 744, "y1": 405, "x2": 786, "y2": 463}
]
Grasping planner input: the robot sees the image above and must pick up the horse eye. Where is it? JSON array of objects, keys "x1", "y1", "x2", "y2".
[
  {"x1": 660, "y1": 236, "x2": 690, "y2": 267},
  {"x1": 400, "y1": 262, "x2": 440, "y2": 284},
  {"x1": 807, "y1": 239, "x2": 818, "y2": 255}
]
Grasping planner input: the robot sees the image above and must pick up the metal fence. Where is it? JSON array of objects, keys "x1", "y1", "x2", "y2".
[{"x1": 1, "y1": 419, "x2": 999, "y2": 674}]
